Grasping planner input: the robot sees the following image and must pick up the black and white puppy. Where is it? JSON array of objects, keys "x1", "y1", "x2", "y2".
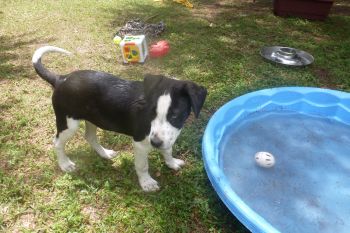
[{"x1": 32, "y1": 46, "x2": 207, "y2": 192}]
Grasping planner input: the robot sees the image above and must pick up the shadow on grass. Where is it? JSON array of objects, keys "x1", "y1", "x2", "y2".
[
  {"x1": 206, "y1": 0, "x2": 350, "y2": 91},
  {"x1": 0, "y1": 33, "x2": 55, "y2": 81},
  {"x1": 104, "y1": 0, "x2": 335, "y2": 97},
  {"x1": 63, "y1": 142, "x2": 249, "y2": 232},
  {"x1": 0, "y1": 32, "x2": 57, "y2": 173}
]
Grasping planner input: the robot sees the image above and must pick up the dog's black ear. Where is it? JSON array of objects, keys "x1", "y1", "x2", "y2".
[
  {"x1": 184, "y1": 82, "x2": 207, "y2": 118},
  {"x1": 144, "y1": 74, "x2": 164, "y2": 98}
]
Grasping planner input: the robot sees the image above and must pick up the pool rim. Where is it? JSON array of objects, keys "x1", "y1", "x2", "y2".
[{"x1": 202, "y1": 87, "x2": 350, "y2": 233}]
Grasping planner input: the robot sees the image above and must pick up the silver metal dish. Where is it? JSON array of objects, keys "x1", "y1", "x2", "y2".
[{"x1": 260, "y1": 46, "x2": 314, "y2": 66}]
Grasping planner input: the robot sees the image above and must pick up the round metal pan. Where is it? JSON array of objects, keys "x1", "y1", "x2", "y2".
[{"x1": 260, "y1": 46, "x2": 314, "y2": 66}]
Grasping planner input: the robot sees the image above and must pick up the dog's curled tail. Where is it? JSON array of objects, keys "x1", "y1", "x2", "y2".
[{"x1": 32, "y1": 46, "x2": 72, "y2": 87}]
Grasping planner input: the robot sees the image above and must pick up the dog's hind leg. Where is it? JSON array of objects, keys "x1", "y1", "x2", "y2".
[
  {"x1": 54, "y1": 117, "x2": 79, "y2": 172},
  {"x1": 84, "y1": 121, "x2": 117, "y2": 159}
]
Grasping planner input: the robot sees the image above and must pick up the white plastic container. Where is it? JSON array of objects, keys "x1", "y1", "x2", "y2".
[{"x1": 119, "y1": 35, "x2": 148, "y2": 63}]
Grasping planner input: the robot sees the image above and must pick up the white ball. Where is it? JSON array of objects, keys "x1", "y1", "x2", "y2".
[{"x1": 255, "y1": 151, "x2": 275, "y2": 168}]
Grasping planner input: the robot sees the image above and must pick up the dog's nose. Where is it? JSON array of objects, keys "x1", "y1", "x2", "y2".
[{"x1": 150, "y1": 136, "x2": 163, "y2": 148}]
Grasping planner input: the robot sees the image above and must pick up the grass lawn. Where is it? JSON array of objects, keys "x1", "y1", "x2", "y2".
[{"x1": 0, "y1": 0, "x2": 349, "y2": 232}]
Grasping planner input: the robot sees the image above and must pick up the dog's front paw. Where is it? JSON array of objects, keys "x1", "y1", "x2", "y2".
[
  {"x1": 58, "y1": 159, "x2": 76, "y2": 172},
  {"x1": 166, "y1": 158, "x2": 185, "y2": 171},
  {"x1": 99, "y1": 149, "x2": 118, "y2": 159},
  {"x1": 139, "y1": 176, "x2": 160, "y2": 192}
]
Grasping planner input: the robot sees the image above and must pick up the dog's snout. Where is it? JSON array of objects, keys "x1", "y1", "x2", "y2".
[{"x1": 150, "y1": 136, "x2": 163, "y2": 148}]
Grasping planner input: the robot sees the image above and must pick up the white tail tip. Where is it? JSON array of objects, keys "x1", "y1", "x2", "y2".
[{"x1": 32, "y1": 46, "x2": 72, "y2": 64}]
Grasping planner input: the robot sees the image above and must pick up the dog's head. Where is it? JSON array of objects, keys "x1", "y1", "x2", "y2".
[{"x1": 144, "y1": 74, "x2": 207, "y2": 150}]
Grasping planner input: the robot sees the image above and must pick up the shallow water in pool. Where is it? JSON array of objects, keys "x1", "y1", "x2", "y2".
[{"x1": 220, "y1": 111, "x2": 350, "y2": 233}]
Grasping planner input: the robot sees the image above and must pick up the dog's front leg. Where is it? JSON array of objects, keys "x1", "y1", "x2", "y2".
[
  {"x1": 161, "y1": 147, "x2": 185, "y2": 171},
  {"x1": 133, "y1": 139, "x2": 159, "y2": 192}
]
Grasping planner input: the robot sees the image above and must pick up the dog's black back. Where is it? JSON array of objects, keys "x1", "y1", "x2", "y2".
[
  {"x1": 53, "y1": 71, "x2": 148, "y2": 140},
  {"x1": 52, "y1": 71, "x2": 205, "y2": 141}
]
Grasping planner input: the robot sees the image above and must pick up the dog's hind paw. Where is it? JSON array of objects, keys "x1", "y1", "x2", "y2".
[
  {"x1": 139, "y1": 176, "x2": 160, "y2": 192},
  {"x1": 99, "y1": 149, "x2": 118, "y2": 159},
  {"x1": 166, "y1": 158, "x2": 185, "y2": 171},
  {"x1": 59, "y1": 159, "x2": 76, "y2": 172}
]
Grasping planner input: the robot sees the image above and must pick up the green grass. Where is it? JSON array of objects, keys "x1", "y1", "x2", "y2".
[{"x1": 1, "y1": 0, "x2": 349, "y2": 232}]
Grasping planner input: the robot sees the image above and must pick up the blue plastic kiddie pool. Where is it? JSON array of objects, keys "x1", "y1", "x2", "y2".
[{"x1": 202, "y1": 87, "x2": 350, "y2": 233}]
